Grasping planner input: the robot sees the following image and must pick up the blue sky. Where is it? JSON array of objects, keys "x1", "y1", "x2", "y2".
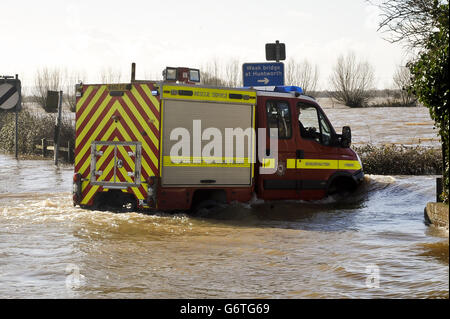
[{"x1": 1, "y1": 0, "x2": 407, "y2": 90}]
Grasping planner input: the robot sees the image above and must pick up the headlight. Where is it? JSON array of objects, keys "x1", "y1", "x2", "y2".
[{"x1": 356, "y1": 153, "x2": 363, "y2": 169}]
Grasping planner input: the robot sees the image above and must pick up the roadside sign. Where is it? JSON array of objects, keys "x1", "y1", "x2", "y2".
[
  {"x1": 45, "y1": 90, "x2": 59, "y2": 113},
  {"x1": 0, "y1": 78, "x2": 21, "y2": 112},
  {"x1": 242, "y1": 62, "x2": 284, "y2": 87},
  {"x1": 265, "y1": 41, "x2": 286, "y2": 61}
]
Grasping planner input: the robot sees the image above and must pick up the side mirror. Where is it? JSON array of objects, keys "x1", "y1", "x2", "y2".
[{"x1": 341, "y1": 126, "x2": 351, "y2": 148}]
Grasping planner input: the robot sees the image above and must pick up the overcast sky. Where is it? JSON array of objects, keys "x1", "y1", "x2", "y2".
[{"x1": 1, "y1": 0, "x2": 408, "y2": 91}]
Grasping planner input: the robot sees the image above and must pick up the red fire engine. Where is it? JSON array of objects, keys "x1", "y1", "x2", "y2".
[{"x1": 73, "y1": 66, "x2": 363, "y2": 211}]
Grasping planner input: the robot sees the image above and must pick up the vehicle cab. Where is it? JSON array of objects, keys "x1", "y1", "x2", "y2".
[{"x1": 255, "y1": 86, "x2": 364, "y2": 201}]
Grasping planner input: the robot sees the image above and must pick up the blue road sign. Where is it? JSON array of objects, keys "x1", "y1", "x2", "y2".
[{"x1": 242, "y1": 62, "x2": 284, "y2": 87}]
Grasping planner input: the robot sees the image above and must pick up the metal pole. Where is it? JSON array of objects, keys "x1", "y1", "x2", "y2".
[
  {"x1": 54, "y1": 90, "x2": 63, "y2": 165},
  {"x1": 275, "y1": 40, "x2": 280, "y2": 63},
  {"x1": 14, "y1": 109, "x2": 18, "y2": 159},
  {"x1": 14, "y1": 74, "x2": 19, "y2": 159},
  {"x1": 131, "y1": 62, "x2": 136, "y2": 82}
]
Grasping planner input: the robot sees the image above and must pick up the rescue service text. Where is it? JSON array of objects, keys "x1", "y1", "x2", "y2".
[{"x1": 193, "y1": 91, "x2": 227, "y2": 99}]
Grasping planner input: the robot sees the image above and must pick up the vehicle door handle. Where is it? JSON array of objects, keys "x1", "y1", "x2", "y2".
[{"x1": 296, "y1": 150, "x2": 304, "y2": 159}]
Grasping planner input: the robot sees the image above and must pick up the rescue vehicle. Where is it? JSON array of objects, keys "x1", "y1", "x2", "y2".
[{"x1": 72, "y1": 65, "x2": 364, "y2": 211}]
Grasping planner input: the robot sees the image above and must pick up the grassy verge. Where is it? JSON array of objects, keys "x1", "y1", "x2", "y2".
[
  {"x1": 354, "y1": 144, "x2": 443, "y2": 175},
  {"x1": 0, "y1": 109, "x2": 75, "y2": 162}
]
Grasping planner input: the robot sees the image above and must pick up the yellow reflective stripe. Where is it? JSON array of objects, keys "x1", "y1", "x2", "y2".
[
  {"x1": 338, "y1": 160, "x2": 362, "y2": 170},
  {"x1": 159, "y1": 100, "x2": 164, "y2": 177},
  {"x1": 287, "y1": 159, "x2": 296, "y2": 169},
  {"x1": 162, "y1": 85, "x2": 256, "y2": 104},
  {"x1": 285, "y1": 158, "x2": 361, "y2": 170},
  {"x1": 168, "y1": 156, "x2": 250, "y2": 163},
  {"x1": 163, "y1": 156, "x2": 250, "y2": 168},
  {"x1": 298, "y1": 159, "x2": 339, "y2": 169},
  {"x1": 262, "y1": 158, "x2": 275, "y2": 169},
  {"x1": 251, "y1": 105, "x2": 255, "y2": 179}
]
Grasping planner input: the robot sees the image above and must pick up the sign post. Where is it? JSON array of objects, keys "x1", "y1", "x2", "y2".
[
  {"x1": 0, "y1": 74, "x2": 22, "y2": 159},
  {"x1": 54, "y1": 91, "x2": 63, "y2": 166},
  {"x1": 242, "y1": 40, "x2": 287, "y2": 87},
  {"x1": 242, "y1": 62, "x2": 285, "y2": 87},
  {"x1": 265, "y1": 40, "x2": 286, "y2": 62}
]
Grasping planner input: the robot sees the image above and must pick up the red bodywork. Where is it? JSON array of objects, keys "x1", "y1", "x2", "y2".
[
  {"x1": 74, "y1": 82, "x2": 363, "y2": 211},
  {"x1": 254, "y1": 94, "x2": 361, "y2": 201}
]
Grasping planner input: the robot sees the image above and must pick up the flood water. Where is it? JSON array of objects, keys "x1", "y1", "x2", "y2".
[{"x1": 0, "y1": 106, "x2": 448, "y2": 299}]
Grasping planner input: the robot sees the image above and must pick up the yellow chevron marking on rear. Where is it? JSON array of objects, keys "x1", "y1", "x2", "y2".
[
  {"x1": 95, "y1": 145, "x2": 115, "y2": 169},
  {"x1": 140, "y1": 84, "x2": 160, "y2": 112},
  {"x1": 95, "y1": 146, "x2": 115, "y2": 181},
  {"x1": 76, "y1": 86, "x2": 94, "y2": 113},
  {"x1": 121, "y1": 94, "x2": 159, "y2": 148},
  {"x1": 76, "y1": 85, "x2": 107, "y2": 131},
  {"x1": 77, "y1": 118, "x2": 117, "y2": 177},
  {"x1": 112, "y1": 121, "x2": 151, "y2": 172},
  {"x1": 116, "y1": 107, "x2": 159, "y2": 166},
  {"x1": 130, "y1": 87, "x2": 160, "y2": 128},
  {"x1": 99, "y1": 158, "x2": 116, "y2": 183},
  {"x1": 117, "y1": 145, "x2": 136, "y2": 172},
  {"x1": 81, "y1": 185, "x2": 100, "y2": 205},
  {"x1": 117, "y1": 167, "x2": 133, "y2": 183},
  {"x1": 75, "y1": 100, "x2": 118, "y2": 163},
  {"x1": 76, "y1": 93, "x2": 113, "y2": 147},
  {"x1": 81, "y1": 180, "x2": 89, "y2": 195},
  {"x1": 112, "y1": 121, "x2": 153, "y2": 178},
  {"x1": 132, "y1": 188, "x2": 145, "y2": 200}
]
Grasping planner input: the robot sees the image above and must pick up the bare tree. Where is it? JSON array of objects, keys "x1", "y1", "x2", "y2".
[
  {"x1": 100, "y1": 67, "x2": 122, "y2": 83},
  {"x1": 392, "y1": 66, "x2": 417, "y2": 106},
  {"x1": 201, "y1": 59, "x2": 227, "y2": 86},
  {"x1": 34, "y1": 67, "x2": 63, "y2": 110},
  {"x1": 64, "y1": 70, "x2": 87, "y2": 112},
  {"x1": 329, "y1": 52, "x2": 375, "y2": 107},
  {"x1": 285, "y1": 58, "x2": 319, "y2": 94},
  {"x1": 201, "y1": 71, "x2": 228, "y2": 87},
  {"x1": 371, "y1": 0, "x2": 445, "y2": 49},
  {"x1": 224, "y1": 58, "x2": 241, "y2": 87}
]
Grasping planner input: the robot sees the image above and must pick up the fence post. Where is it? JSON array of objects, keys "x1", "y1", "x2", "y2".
[
  {"x1": 41, "y1": 138, "x2": 46, "y2": 157},
  {"x1": 67, "y1": 140, "x2": 71, "y2": 162},
  {"x1": 54, "y1": 90, "x2": 63, "y2": 166}
]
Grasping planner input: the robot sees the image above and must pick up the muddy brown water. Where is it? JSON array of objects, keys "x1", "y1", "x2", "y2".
[
  {"x1": 0, "y1": 106, "x2": 448, "y2": 298},
  {"x1": 0, "y1": 154, "x2": 447, "y2": 299}
]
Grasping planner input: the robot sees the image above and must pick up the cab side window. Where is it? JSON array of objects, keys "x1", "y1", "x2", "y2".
[
  {"x1": 297, "y1": 102, "x2": 332, "y2": 146},
  {"x1": 266, "y1": 101, "x2": 292, "y2": 139}
]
